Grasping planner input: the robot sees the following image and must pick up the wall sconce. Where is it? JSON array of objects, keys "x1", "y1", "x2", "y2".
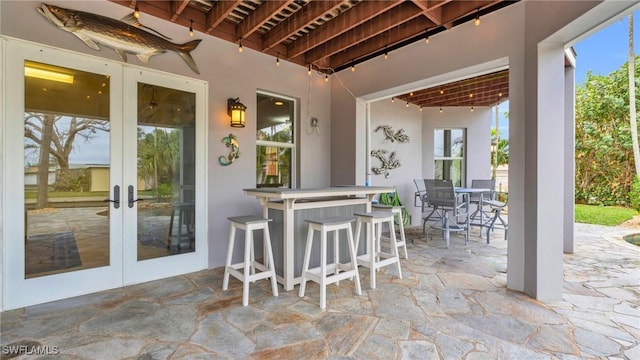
[{"x1": 228, "y1": 97, "x2": 246, "y2": 128}]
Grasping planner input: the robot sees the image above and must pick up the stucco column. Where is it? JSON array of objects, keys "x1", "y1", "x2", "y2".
[
  {"x1": 522, "y1": 43, "x2": 565, "y2": 302},
  {"x1": 564, "y1": 57, "x2": 576, "y2": 254}
]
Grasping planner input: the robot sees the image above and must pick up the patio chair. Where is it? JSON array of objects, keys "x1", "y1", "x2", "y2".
[
  {"x1": 469, "y1": 179, "x2": 496, "y2": 226},
  {"x1": 483, "y1": 194, "x2": 508, "y2": 243},
  {"x1": 421, "y1": 179, "x2": 443, "y2": 233},
  {"x1": 413, "y1": 179, "x2": 427, "y2": 210},
  {"x1": 425, "y1": 179, "x2": 469, "y2": 248}
]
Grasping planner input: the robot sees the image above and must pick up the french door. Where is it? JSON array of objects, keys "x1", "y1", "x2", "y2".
[{"x1": 2, "y1": 39, "x2": 207, "y2": 310}]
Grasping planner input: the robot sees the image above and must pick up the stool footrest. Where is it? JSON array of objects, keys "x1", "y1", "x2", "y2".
[
  {"x1": 304, "y1": 263, "x2": 358, "y2": 285},
  {"x1": 356, "y1": 252, "x2": 398, "y2": 270},
  {"x1": 226, "y1": 263, "x2": 274, "y2": 283}
]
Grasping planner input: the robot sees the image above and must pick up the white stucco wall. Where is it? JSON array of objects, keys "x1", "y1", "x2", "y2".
[
  {"x1": 0, "y1": 0, "x2": 333, "y2": 272},
  {"x1": 368, "y1": 100, "x2": 422, "y2": 225},
  {"x1": 329, "y1": 0, "x2": 622, "y2": 300}
]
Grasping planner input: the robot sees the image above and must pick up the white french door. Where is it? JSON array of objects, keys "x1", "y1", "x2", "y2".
[
  {"x1": 121, "y1": 67, "x2": 208, "y2": 284},
  {"x1": 2, "y1": 39, "x2": 207, "y2": 310}
]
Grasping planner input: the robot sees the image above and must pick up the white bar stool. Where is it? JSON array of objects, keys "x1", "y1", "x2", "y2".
[
  {"x1": 372, "y1": 204, "x2": 408, "y2": 259},
  {"x1": 298, "y1": 216, "x2": 362, "y2": 309},
  {"x1": 222, "y1": 216, "x2": 279, "y2": 306},
  {"x1": 353, "y1": 212, "x2": 403, "y2": 289}
]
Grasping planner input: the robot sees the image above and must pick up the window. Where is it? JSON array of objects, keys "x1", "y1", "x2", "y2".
[
  {"x1": 256, "y1": 92, "x2": 295, "y2": 188},
  {"x1": 434, "y1": 128, "x2": 466, "y2": 187}
]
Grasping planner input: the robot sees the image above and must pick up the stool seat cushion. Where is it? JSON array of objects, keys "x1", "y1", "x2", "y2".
[
  {"x1": 354, "y1": 211, "x2": 395, "y2": 219},
  {"x1": 305, "y1": 216, "x2": 355, "y2": 226},
  {"x1": 227, "y1": 215, "x2": 272, "y2": 225},
  {"x1": 372, "y1": 204, "x2": 403, "y2": 211}
]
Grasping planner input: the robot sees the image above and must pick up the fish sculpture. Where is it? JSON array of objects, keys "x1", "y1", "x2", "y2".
[{"x1": 37, "y1": 3, "x2": 202, "y2": 74}]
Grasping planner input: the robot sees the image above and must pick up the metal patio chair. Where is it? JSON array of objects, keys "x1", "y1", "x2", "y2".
[{"x1": 425, "y1": 179, "x2": 469, "y2": 248}]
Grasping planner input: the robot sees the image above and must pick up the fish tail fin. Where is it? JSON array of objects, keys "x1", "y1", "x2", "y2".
[{"x1": 178, "y1": 39, "x2": 202, "y2": 75}]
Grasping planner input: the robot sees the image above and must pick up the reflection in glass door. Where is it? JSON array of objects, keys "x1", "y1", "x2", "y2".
[
  {"x1": 136, "y1": 83, "x2": 196, "y2": 261},
  {"x1": 23, "y1": 61, "x2": 112, "y2": 278}
]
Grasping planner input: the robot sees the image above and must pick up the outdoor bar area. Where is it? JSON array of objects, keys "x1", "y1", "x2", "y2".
[{"x1": 1, "y1": 0, "x2": 639, "y2": 359}]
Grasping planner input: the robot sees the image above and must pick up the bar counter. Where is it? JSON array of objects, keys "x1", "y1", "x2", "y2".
[{"x1": 244, "y1": 186, "x2": 394, "y2": 290}]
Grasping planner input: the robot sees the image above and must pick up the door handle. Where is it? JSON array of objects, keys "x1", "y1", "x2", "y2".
[
  {"x1": 128, "y1": 185, "x2": 144, "y2": 208},
  {"x1": 103, "y1": 185, "x2": 120, "y2": 209}
]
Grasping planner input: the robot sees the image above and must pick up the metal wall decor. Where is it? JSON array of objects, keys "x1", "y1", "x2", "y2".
[
  {"x1": 375, "y1": 125, "x2": 410, "y2": 143},
  {"x1": 370, "y1": 150, "x2": 400, "y2": 178},
  {"x1": 219, "y1": 134, "x2": 240, "y2": 166}
]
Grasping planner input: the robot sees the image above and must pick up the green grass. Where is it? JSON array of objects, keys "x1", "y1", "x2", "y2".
[
  {"x1": 24, "y1": 191, "x2": 109, "y2": 199},
  {"x1": 575, "y1": 204, "x2": 638, "y2": 226}
]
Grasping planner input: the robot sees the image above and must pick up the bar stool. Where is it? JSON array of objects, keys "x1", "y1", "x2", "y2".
[
  {"x1": 222, "y1": 216, "x2": 279, "y2": 306},
  {"x1": 353, "y1": 212, "x2": 403, "y2": 289},
  {"x1": 372, "y1": 204, "x2": 408, "y2": 259},
  {"x1": 167, "y1": 201, "x2": 195, "y2": 250},
  {"x1": 299, "y1": 216, "x2": 362, "y2": 309}
]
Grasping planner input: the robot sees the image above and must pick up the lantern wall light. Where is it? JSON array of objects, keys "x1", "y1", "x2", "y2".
[{"x1": 228, "y1": 97, "x2": 246, "y2": 128}]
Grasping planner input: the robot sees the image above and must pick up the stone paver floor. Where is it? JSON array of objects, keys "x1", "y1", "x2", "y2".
[{"x1": 1, "y1": 224, "x2": 639, "y2": 359}]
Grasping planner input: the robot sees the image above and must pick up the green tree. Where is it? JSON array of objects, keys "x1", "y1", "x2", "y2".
[
  {"x1": 137, "y1": 128, "x2": 180, "y2": 201},
  {"x1": 575, "y1": 56, "x2": 639, "y2": 205}
]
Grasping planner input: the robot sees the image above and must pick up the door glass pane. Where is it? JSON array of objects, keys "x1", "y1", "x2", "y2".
[
  {"x1": 137, "y1": 83, "x2": 196, "y2": 260},
  {"x1": 24, "y1": 61, "x2": 111, "y2": 278}
]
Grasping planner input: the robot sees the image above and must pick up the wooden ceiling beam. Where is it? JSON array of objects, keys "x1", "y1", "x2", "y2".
[
  {"x1": 170, "y1": 0, "x2": 190, "y2": 22},
  {"x1": 440, "y1": 0, "x2": 496, "y2": 25},
  {"x1": 286, "y1": 0, "x2": 401, "y2": 59},
  {"x1": 305, "y1": 2, "x2": 425, "y2": 64},
  {"x1": 205, "y1": 0, "x2": 242, "y2": 33},
  {"x1": 262, "y1": 0, "x2": 344, "y2": 51},
  {"x1": 410, "y1": 0, "x2": 447, "y2": 25},
  {"x1": 329, "y1": 16, "x2": 431, "y2": 69},
  {"x1": 236, "y1": 0, "x2": 294, "y2": 41}
]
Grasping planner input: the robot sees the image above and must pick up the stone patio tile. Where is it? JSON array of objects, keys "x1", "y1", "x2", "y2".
[
  {"x1": 314, "y1": 313, "x2": 376, "y2": 354},
  {"x1": 252, "y1": 321, "x2": 322, "y2": 350},
  {"x1": 374, "y1": 318, "x2": 411, "y2": 339},
  {"x1": 190, "y1": 313, "x2": 255, "y2": 357},
  {"x1": 80, "y1": 300, "x2": 197, "y2": 342},
  {"x1": 451, "y1": 314, "x2": 536, "y2": 344},
  {"x1": 438, "y1": 272, "x2": 496, "y2": 290},
  {"x1": 433, "y1": 332, "x2": 474, "y2": 359},
  {"x1": 574, "y1": 327, "x2": 623, "y2": 357},
  {"x1": 353, "y1": 334, "x2": 397, "y2": 360},
  {"x1": 525, "y1": 324, "x2": 577, "y2": 354},
  {"x1": 64, "y1": 338, "x2": 144, "y2": 359},
  {"x1": 399, "y1": 339, "x2": 439, "y2": 360},
  {"x1": 222, "y1": 305, "x2": 268, "y2": 330}
]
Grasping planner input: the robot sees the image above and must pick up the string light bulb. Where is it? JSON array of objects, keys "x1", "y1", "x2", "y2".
[
  {"x1": 238, "y1": 41, "x2": 243, "y2": 53},
  {"x1": 351, "y1": 64, "x2": 355, "y2": 72},
  {"x1": 425, "y1": 36, "x2": 430, "y2": 44},
  {"x1": 308, "y1": 64, "x2": 312, "y2": 76},
  {"x1": 474, "y1": 8, "x2": 480, "y2": 26},
  {"x1": 189, "y1": 20, "x2": 194, "y2": 37},
  {"x1": 439, "y1": 106, "x2": 443, "y2": 113},
  {"x1": 420, "y1": 106, "x2": 423, "y2": 112},
  {"x1": 406, "y1": 102, "x2": 409, "y2": 108},
  {"x1": 325, "y1": 74, "x2": 329, "y2": 82},
  {"x1": 134, "y1": 5, "x2": 140, "y2": 19},
  {"x1": 440, "y1": 88, "x2": 444, "y2": 95},
  {"x1": 470, "y1": 106, "x2": 475, "y2": 112},
  {"x1": 384, "y1": 51, "x2": 388, "y2": 59},
  {"x1": 391, "y1": 97, "x2": 395, "y2": 103},
  {"x1": 276, "y1": 53, "x2": 280, "y2": 66}
]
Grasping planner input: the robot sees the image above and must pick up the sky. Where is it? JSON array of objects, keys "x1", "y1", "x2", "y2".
[{"x1": 495, "y1": 10, "x2": 640, "y2": 139}]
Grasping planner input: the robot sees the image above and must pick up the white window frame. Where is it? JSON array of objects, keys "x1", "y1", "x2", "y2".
[
  {"x1": 256, "y1": 90, "x2": 297, "y2": 188},
  {"x1": 434, "y1": 128, "x2": 466, "y2": 187}
]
